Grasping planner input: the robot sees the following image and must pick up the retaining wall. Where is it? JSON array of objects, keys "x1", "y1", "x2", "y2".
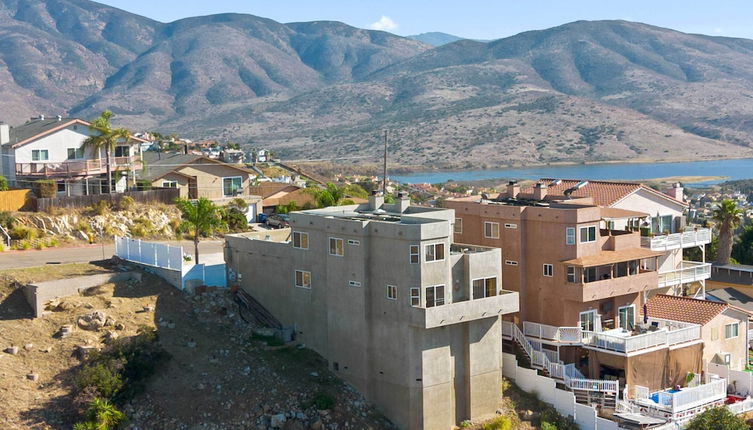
[{"x1": 24, "y1": 272, "x2": 140, "y2": 317}]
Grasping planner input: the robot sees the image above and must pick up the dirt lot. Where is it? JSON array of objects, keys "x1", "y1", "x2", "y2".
[{"x1": 0, "y1": 262, "x2": 392, "y2": 430}]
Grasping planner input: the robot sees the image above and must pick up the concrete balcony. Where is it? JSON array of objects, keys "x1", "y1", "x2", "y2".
[
  {"x1": 583, "y1": 318, "x2": 701, "y2": 356},
  {"x1": 657, "y1": 261, "x2": 711, "y2": 288},
  {"x1": 563, "y1": 270, "x2": 659, "y2": 302},
  {"x1": 410, "y1": 290, "x2": 518, "y2": 329},
  {"x1": 641, "y1": 228, "x2": 711, "y2": 251}
]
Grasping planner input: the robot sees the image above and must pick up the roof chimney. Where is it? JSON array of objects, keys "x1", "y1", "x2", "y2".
[
  {"x1": 39, "y1": 114, "x2": 45, "y2": 120},
  {"x1": 506, "y1": 181, "x2": 520, "y2": 198},
  {"x1": 533, "y1": 182, "x2": 548, "y2": 200},
  {"x1": 56, "y1": 115, "x2": 62, "y2": 121},
  {"x1": 395, "y1": 191, "x2": 410, "y2": 213},
  {"x1": 368, "y1": 190, "x2": 384, "y2": 211},
  {"x1": 0, "y1": 123, "x2": 9, "y2": 145},
  {"x1": 664, "y1": 182, "x2": 684, "y2": 202}
]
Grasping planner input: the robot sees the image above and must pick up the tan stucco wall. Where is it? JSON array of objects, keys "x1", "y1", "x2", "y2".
[
  {"x1": 176, "y1": 162, "x2": 252, "y2": 200},
  {"x1": 703, "y1": 312, "x2": 748, "y2": 370},
  {"x1": 152, "y1": 172, "x2": 191, "y2": 198}
]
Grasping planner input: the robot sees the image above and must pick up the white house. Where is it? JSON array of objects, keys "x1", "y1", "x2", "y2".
[{"x1": 0, "y1": 116, "x2": 146, "y2": 195}]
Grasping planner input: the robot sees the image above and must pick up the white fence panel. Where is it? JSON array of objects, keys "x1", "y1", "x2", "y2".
[
  {"x1": 596, "y1": 417, "x2": 622, "y2": 430},
  {"x1": 553, "y1": 388, "x2": 576, "y2": 418},
  {"x1": 140, "y1": 242, "x2": 156, "y2": 266},
  {"x1": 574, "y1": 403, "x2": 597, "y2": 429},
  {"x1": 156, "y1": 244, "x2": 170, "y2": 268},
  {"x1": 169, "y1": 246, "x2": 183, "y2": 270},
  {"x1": 502, "y1": 353, "x2": 517, "y2": 379},
  {"x1": 515, "y1": 367, "x2": 539, "y2": 394},
  {"x1": 535, "y1": 373, "x2": 557, "y2": 405}
]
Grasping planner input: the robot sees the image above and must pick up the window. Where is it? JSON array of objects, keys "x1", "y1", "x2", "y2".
[
  {"x1": 711, "y1": 327, "x2": 719, "y2": 341},
  {"x1": 580, "y1": 226, "x2": 597, "y2": 243},
  {"x1": 222, "y1": 176, "x2": 242, "y2": 197},
  {"x1": 410, "y1": 245, "x2": 420, "y2": 264},
  {"x1": 294, "y1": 270, "x2": 311, "y2": 289},
  {"x1": 543, "y1": 264, "x2": 553, "y2": 277},
  {"x1": 618, "y1": 305, "x2": 635, "y2": 331},
  {"x1": 504, "y1": 223, "x2": 517, "y2": 229},
  {"x1": 725, "y1": 323, "x2": 739, "y2": 339},
  {"x1": 329, "y1": 237, "x2": 344, "y2": 256},
  {"x1": 565, "y1": 227, "x2": 576, "y2": 245},
  {"x1": 387, "y1": 285, "x2": 397, "y2": 300},
  {"x1": 505, "y1": 260, "x2": 518, "y2": 266},
  {"x1": 425, "y1": 243, "x2": 445, "y2": 262},
  {"x1": 567, "y1": 266, "x2": 576, "y2": 283},
  {"x1": 67, "y1": 148, "x2": 84, "y2": 159},
  {"x1": 347, "y1": 239, "x2": 360, "y2": 246},
  {"x1": 162, "y1": 181, "x2": 178, "y2": 188},
  {"x1": 454, "y1": 218, "x2": 463, "y2": 234},
  {"x1": 484, "y1": 222, "x2": 500, "y2": 239},
  {"x1": 348, "y1": 281, "x2": 361, "y2": 287},
  {"x1": 472, "y1": 277, "x2": 497, "y2": 299},
  {"x1": 31, "y1": 149, "x2": 48, "y2": 161},
  {"x1": 658, "y1": 215, "x2": 673, "y2": 234},
  {"x1": 114, "y1": 146, "x2": 130, "y2": 157},
  {"x1": 410, "y1": 287, "x2": 421, "y2": 307},
  {"x1": 292, "y1": 232, "x2": 309, "y2": 249},
  {"x1": 580, "y1": 311, "x2": 597, "y2": 332},
  {"x1": 425, "y1": 285, "x2": 445, "y2": 308},
  {"x1": 584, "y1": 267, "x2": 598, "y2": 283}
]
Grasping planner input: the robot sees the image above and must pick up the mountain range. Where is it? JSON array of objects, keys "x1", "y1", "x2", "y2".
[{"x1": 2, "y1": 0, "x2": 753, "y2": 169}]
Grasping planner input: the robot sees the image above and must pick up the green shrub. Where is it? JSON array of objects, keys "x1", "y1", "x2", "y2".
[
  {"x1": 91, "y1": 200, "x2": 110, "y2": 216},
  {"x1": 33, "y1": 180, "x2": 57, "y2": 198},
  {"x1": 76, "y1": 221, "x2": 92, "y2": 234},
  {"x1": 481, "y1": 416, "x2": 512, "y2": 430},
  {"x1": 74, "y1": 398, "x2": 125, "y2": 430},
  {"x1": 117, "y1": 196, "x2": 135, "y2": 211},
  {"x1": 222, "y1": 207, "x2": 248, "y2": 231},
  {"x1": 136, "y1": 179, "x2": 152, "y2": 191},
  {"x1": 0, "y1": 211, "x2": 15, "y2": 229},
  {"x1": 459, "y1": 420, "x2": 472, "y2": 428},
  {"x1": 10, "y1": 226, "x2": 37, "y2": 240},
  {"x1": 75, "y1": 361, "x2": 124, "y2": 399},
  {"x1": 541, "y1": 422, "x2": 558, "y2": 430},
  {"x1": 0, "y1": 175, "x2": 9, "y2": 191},
  {"x1": 310, "y1": 391, "x2": 335, "y2": 410},
  {"x1": 35, "y1": 241, "x2": 45, "y2": 250},
  {"x1": 686, "y1": 407, "x2": 748, "y2": 430},
  {"x1": 19, "y1": 240, "x2": 31, "y2": 250},
  {"x1": 47, "y1": 238, "x2": 59, "y2": 247},
  {"x1": 540, "y1": 408, "x2": 578, "y2": 430}
]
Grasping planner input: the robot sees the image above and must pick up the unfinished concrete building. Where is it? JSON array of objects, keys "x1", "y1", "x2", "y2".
[{"x1": 225, "y1": 193, "x2": 519, "y2": 430}]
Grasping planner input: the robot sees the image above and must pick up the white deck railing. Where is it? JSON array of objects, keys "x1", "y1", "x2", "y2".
[
  {"x1": 658, "y1": 261, "x2": 712, "y2": 288},
  {"x1": 641, "y1": 228, "x2": 711, "y2": 251},
  {"x1": 522, "y1": 321, "x2": 582, "y2": 343},
  {"x1": 636, "y1": 379, "x2": 727, "y2": 414}
]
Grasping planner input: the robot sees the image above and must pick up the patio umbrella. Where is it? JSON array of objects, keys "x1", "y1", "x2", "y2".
[{"x1": 643, "y1": 303, "x2": 648, "y2": 324}]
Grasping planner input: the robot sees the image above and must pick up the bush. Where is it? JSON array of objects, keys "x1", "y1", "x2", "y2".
[
  {"x1": 0, "y1": 175, "x2": 8, "y2": 191},
  {"x1": 540, "y1": 407, "x2": 578, "y2": 430},
  {"x1": 75, "y1": 361, "x2": 124, "y2": 399},
  {"x1": 136, "y1": 179, "x2": 152, "y2": 191},
  {"x1": 47, "y1": 238, "x2": 59, "y2": 247},
  {"x1": 91, "y1": 200, "x2": 110, "y2": 216},
  {"x1": 117, "y1": 196, "x2": 135, "y2": 211},
  {"x1": 10, "y1": 226, "x2": 37, "y2": 240},
  {"x1": 686, "y1": 407, "x2": 748, "y2": 430},
  {"x1": 77, "y1": 221, "x2": 92, "y2": 234},
  {"x1": 35, "y1": 241, "x2": 45, "y2": 250},
  {"x1": 310, "y1": 391, "x2": 335, "y2": 410},
  {"x1": 74, "y1": 398, "x2": 125, "y2": 430},
  {"x1": 481, "y1": 416, "x2": 512, "y2": 430},
  {"x1": 541, "y1": 422, "x2": 558, "y2": 430},
  {"x1": 222, "y1": 207, "x2": 248, "y2": 231},
  {"x1": 33, "y1": 180, "x2": 57, "y2": 198},
  {"x1": 0, "y1": 211, "x2": 15, "y2": 229}
]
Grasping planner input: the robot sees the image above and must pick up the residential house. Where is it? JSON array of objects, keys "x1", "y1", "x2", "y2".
[
  {"x1": 0, "y1": 116, "x2": 146, "y2": 195},
  {"x1": 224, "y1": 193, "x2": 519, "y2": 430},
  {"x1": 220, "y1": 148, "x2": 245, "y2": 164},
  {"x1": 249, "y1": 183, "x2": 317, "y2": 214}
]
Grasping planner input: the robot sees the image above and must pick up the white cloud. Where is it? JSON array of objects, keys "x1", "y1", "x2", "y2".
[{"x1": 370, "y1": 15, "x2": 398, "y2": 32}]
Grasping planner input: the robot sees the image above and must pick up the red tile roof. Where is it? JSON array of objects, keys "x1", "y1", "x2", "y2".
[
  {"x1": 517, "y1": 179, "x2": 687, "y2": 207},
  {"x1": 645, "y1": 294, "x2": 727, "y2": 325}
]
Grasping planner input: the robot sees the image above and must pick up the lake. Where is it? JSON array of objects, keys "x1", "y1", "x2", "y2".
[{"x1": 390, "y1": 158, "x2": 753, "y2": 186}]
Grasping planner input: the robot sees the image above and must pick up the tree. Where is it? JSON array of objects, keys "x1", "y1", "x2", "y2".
[
  {"x1": 732, "y1": 225, "x2": 753, "y2": 265},
  {"x1": 175, "y1": 197, "x2": 224, "y2": 264},
  {"x1": 712, "y1": 199, "x2": 744, "y2": 265},
  {"x1": 83, "y1": 111, "x2": 132, "y2": 193},
  {"x1": 685, "y1": 407, "x2": 747, "y2": 430}
]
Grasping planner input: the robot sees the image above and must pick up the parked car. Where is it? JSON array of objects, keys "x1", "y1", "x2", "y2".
[{"x1": 266, "y1": 214, "x2": 290, "y2": 229}]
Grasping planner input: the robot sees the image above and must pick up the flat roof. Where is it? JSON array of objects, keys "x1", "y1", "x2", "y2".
[
  {"x1": 706, "y1": 288, "x2": 753, "y2": 313},
  {"x1": 562, "y1": 248, "x2": 664, "y2": 267},
  {"x1": 714, "y1": 263, "x2": 753, "y2": 273}
]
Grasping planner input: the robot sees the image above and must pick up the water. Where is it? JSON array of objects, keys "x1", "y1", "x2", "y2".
[{"x1": 390, "y1": 158, "x2": 753, "y2": 186}]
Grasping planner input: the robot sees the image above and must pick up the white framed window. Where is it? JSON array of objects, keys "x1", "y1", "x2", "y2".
[
  {"x1": 504, "y1": 223, "x2": 517, "y2": 229},
  {"x1": 425, "y1": 285, "x2": 445, "y2": 308},
  {"x1": 580, "y1": 310, "x2": 597, "y2": 332},
  {"x1": 329, "y1": 237, "x2": 344, "y2": 256},
  {"x1": 566, "y1": 227, "x2": 576, "y2": 245},
  {"x1": 484, "y1": 221, "x2": 500, "y2": 239},
  {"x1": 618, "y1": 305, "x2": 635, "y2": 331},
  {"x1": 410, "y1": 287, "x2": 421, "y2": 307},
  {"x1": 425, "y1": 243, "x2": 445, "y2": 262},
  {"x1": 454, "y1": 218, "x2": 463, "y2": 234},
  {"x1": 711, "y1": 327, "x2": 719, "y2": 341},
  {"x1": 505, "y1": 260, "x2": 518, "y2": 266},
  {"x1": 567, "y1": 266, "x2": 576, "y2": 283},
  {"x1": 348, "y1": 239, "x2": 360, "y2": 246},
  {"x1": 472, "y1": 277, "x2": 497, "y2": 299},
  {"x1": 222, "y1": 176, "x2": 243, "y2": 197},
  {"x1": 725, "y1": 323, "x2": 739, "y2": 339},
  {"x1": 580, "y1": 226, "x2": 597, "y2": 243},
  {"x1": 162, "y1": 180, "x2": 178, "y2": 188},
  {"x1": 410, "y1": 245, "x2": 420, "y2": 264},
  {"x1": 387, "y1": 285, "x2": 397, "y2": 300},
  {"x1": 292, "y1": 231, "x2": 309, "y2": 249},
  {"x1": 294, "y1": 270, "x2": 311, "y2": 289},
  {"x1": 348, "y1": 280, "x2": 361, "y2": 287},
  {"x1": 31, "y1": 149, "x2": 49, "y2": 161},
  {"x1": 543, "y1": 264, "x2": 553, "y2": 277},
  {"x1": 722, "y1": 353, "x2": 732, "y2": 365},
  {"x1": 67, "y1": 147, "x2": 84, "y2": 159}
]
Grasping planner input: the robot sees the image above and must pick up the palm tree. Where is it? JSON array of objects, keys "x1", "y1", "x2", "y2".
[
  {"x1": 712, "y1": 199, "x2": 744, "y2": 265},
  {"x1": 83, "y1": 111, "x2": 132, "y2": 193},
  {"x1": 73, "y1": 398, "x2": 125, "y2": 430},
  {"x1": 176, "y1": 197, "x2": 225, "y2": 264}
]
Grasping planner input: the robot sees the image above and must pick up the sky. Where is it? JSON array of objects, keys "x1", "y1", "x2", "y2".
[{"x1": 98, "y1": 0, "x2": 753, "y2": 40}]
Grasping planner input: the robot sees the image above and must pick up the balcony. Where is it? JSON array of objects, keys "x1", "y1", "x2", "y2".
[
  {"x1": 582, "y1": 318, "x2": 701, "y2": 355},
  {"x1": 16, "y1": 156, "x2": 141, "y2": 178},
  {"x1": 633, "y1": 378, "x2": 726, "y2": 418},
  {"x1": 409, "y1": 290, "x2": 518, "y2": 329},
  {"x1": 657, "y1": 261, "x2": 711, "y2": 288},
  {"x1": 641, "y1": 228, "x2": 711, "y2": 251},
  {"x1": 563, "y1": 269, "x2": 659, "y2": 302}
]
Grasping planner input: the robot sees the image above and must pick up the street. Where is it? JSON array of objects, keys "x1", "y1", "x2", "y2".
[{"x1": 0, "y1": 240, "x2": 225, "y2": 270}]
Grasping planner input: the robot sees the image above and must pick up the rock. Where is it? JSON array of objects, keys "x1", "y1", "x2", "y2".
[
  {"x1": 23, "y1": 343, "x2": 33, "y2": 351},
  {"x1": 186, "y1": 340, "x2": 197, "y2": 348},
  {"x1": 254, "y1": 327, "x2": 276, "y2": 338},
  {"x1": 310, "y1": 420, "x2": 323, "y2": 430},
  {"x1": 310, "y1": 372, "x2": 319, "y2": 377},
  {"x1": 143, "y1": 305, "x2": 155, "y2": 312},
  {"x1": 114, "y1": 323, "x2": 125, "y2": 331},
  {"x1": 4, "y1": 346, "x2": 18, "y2": 355},
  {"x1": 41, "y1": 346, "x2": 52, "y2": 353},
  {"x1": 270, "y1": 413, "x2": 287, "y2": 428},
  {"x1": 77, "y1": 311, "x2": 107, "y2": 331},
  {"x1": 102, "y1": 331, "x2": 119, "y2": 343},
  {"x1": 26, "y1": 373, "x2": 39, "y2": 381},
  {"x1": 75, "y1": 345, "x2": 99, "y2": 359},
  {"x1": 58, "y1": 325, "x2": 74, "y2": 338}
]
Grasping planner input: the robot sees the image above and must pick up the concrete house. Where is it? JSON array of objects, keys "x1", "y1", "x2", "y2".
[
  {"x1": 225, "y1": 193, "x2": 519, "y2": 430},
  {"x1": 0, "y1": 116, "x2": 146, "y2": 195}
]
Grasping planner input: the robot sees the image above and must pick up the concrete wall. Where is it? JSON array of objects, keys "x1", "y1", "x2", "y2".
[{"x1": 24, "y1": 272, "x2": 140, "y2": 317}]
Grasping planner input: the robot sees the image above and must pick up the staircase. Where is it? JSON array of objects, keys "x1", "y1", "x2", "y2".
[
  {"x1": 235, "y1": 290, "x2": 283, "y2": 329},
  {"x1": 502, "y1": 321, "x2": 618, "y2": 408}
]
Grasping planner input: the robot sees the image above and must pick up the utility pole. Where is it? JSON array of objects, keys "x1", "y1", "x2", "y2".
[{"x1": 382, "y1": 130, "x2": 388, "y2": 196}]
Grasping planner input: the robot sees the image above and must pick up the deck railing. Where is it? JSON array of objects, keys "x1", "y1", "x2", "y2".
[
  {"x1": 641, "y1": 228, "x2": 711, "y2": 251},
  {"x1": 657, "y1": 261, "x2": 712, "y2": 288},
  {"x1": 15, "y1": 156, "x2": 141, "y2": 177}
]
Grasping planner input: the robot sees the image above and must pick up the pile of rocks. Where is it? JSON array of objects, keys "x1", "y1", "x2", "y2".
[
  {"x1": 190, "y1": 289, "x2": 246, "y2": 327},
  {"x1": 76, "y1": 310, "x2": 116, "y2": 331}
]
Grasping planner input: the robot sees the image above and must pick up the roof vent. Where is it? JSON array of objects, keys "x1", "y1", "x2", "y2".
[
  {"x1": 56, "y1": 115, "x2": 62, "y2": 121},
  {"x1": 39, "y1": 114, "x2": 45, "y2": 120},
  {"x1": 563, "y1": 181, "x2": 588, "y2": 199},
  {"x1": 550, "y1": 179, "x2": 562, "y2": 186}
]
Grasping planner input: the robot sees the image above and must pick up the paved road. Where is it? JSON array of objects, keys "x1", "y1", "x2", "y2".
[{"x1": 0, "y1": 240, "x2": 225, "y2": 270}]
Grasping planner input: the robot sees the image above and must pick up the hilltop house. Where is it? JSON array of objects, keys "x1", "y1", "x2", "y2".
[{"x1": 0, "y1": 116, "x2": 147, "y2": 195}]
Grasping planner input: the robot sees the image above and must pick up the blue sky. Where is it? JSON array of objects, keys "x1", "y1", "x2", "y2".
[{"x1": 99, "y1": 0, "x2": 753, "y2": 40}]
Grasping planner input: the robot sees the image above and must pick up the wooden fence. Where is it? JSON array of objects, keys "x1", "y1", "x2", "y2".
[
  {"x1": 35, "y1": 188, "x2": 180, "y2": 212},
  {"x1": 0, "y1": 189, "x2": 34, "y2": 211}
]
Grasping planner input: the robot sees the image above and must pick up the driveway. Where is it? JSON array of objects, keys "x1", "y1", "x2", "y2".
[{"x1": 0, "y1": 240, "x2": 225, "y2": 270}]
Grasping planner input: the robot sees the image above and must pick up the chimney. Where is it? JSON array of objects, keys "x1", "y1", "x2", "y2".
[
  {"x1": 395, "y1": 191, "x2": 410, "y2": 213},
  {"x1": 0, "y1": 123, "x2": 8, "y2": 145},
  {"x1": 665, "y1": 182, "x2": 684, "y2": 202},
  {"x1": 39, "y1": 114, "x2": 45, "y2": 121},
  {"x1": 506, "y1": 181, "x2": 520, "y2": 198},
  {"x1": 56, "y1": 115, "x2": 62, "y2": 121},
  {"x1": 533, "y1": 182, "x2": 548, "y2": 200},
  {"x1": 368, "y1": 190, "x2": 384, "y2": 211}
]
